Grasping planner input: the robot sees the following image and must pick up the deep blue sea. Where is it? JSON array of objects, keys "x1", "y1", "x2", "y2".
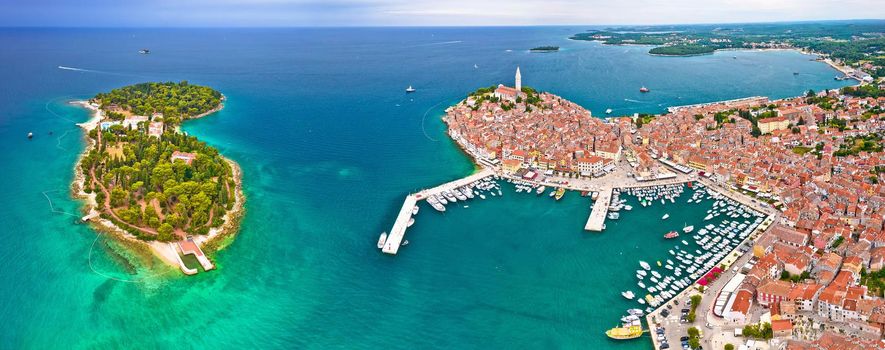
[{"x1": 0, "y1": 27, "x2": 853, "y2": 349}]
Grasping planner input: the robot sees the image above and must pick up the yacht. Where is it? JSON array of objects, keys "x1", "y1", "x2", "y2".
[
  {"x1": 639, "y1": 261, "x2": 651, "y2": 270},
  {"x1": 621, "y1": 291, "x2": 635, "y2": 300},
  {"x1": 406, "y1": 85, "x2": 416, "y2": 93},
  {"x1": 683, "y1": 225, "x2": 694, "y2": 233},
  {"x1": 661, "y1": 214, "x2": 670, "y2": 220},
  {"x1": 377, "y1": 232, "x2": 388, "y2": 249},
  {"x1": 536, "y1": 185, "x2": 546, "y2": 195}
]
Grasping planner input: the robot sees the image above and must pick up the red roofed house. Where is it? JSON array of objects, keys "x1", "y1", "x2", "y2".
[
  {"x1": 757, "y1": 279, "x2": 793, "y2": 307},
  {"x1": 171, "y1": 151, "x2": 197, "y2": 165},
  {"x1": 758, "y1": 116, "x2": 790, "y2": 134},
  {"x1": 771, "y1": 319, "x2": 794, "y2": 338},
  {"x1": 726, "y1": 289, "x2": 754, "y2": 323}
]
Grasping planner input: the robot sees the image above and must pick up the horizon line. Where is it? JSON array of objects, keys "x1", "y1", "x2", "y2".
[{"x1": 1, "y1": 18, "x2": 883, "y2": 29}]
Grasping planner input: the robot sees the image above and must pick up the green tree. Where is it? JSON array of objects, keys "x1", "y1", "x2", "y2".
[
  {"x1": 157, "y1": 223, "x2": 175, "y2": 242},
  {"x1": 724, "y1": 344, "x2": 734, "y2": 350}
]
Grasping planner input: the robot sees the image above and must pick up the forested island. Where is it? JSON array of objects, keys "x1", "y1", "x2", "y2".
[
  {"x1": 75, "y1": 81, "x2": 243, "y2": 273},
  {"x1": 530, "y1": 46, "x2": 560, "y2": 52},
  {"x1": 569, "y1": 20, "x2": 885, "y2": 78}
]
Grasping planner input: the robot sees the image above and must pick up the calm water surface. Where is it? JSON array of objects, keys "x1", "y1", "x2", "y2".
[{"x1": 0, "y1": 27, "x2": 853, "y2": 349}]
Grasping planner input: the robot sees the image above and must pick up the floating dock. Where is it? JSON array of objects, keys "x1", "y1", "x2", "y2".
[
  {"x1": 584, "y1": 186, "x2": 612, "y2": 231},
  {"x1": 383, "y1": 169, "x2": 494, "y2": 255}
]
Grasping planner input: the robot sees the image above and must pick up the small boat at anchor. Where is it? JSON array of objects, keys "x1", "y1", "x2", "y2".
[
  {"x1": 377, "y1": 232, "x2": 388, "y2": 249},
  {"x1": 664, "y1": 231, "x2": 679, "y2": 239},
  {"x1": 621, "y1": 291, "x2": 635, "y2": 299}
]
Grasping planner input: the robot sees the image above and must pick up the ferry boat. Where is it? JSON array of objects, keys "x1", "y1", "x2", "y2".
[
  {"x1": 639, "y1": 86, "x2": 649, "y2": 93},
  {"x1": 554, "y1": 187, "x2": 565, "y2": 200},
  {"x1": 661, "y1": 214, "x2": 670, "y2": 220},
  {"x1": 377, "y1": 232, "x2": 388, "y2": 249},
  {"x1": 621, "y1": 291, "x2": 635, "y2": 299},
  {"x1": 405, "y1": 85, "x2": 416, "y2": 93},
  {"x1": 605, "y1": 325, "x2": 643, "y2": 340}
]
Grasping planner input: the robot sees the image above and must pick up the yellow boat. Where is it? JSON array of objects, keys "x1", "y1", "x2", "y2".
[
  {"x1": 605, "y1": 325, "x2": 643, "y2": 340},
  {"x1": 554, "y1": 187, "x2": 565, "y2": 200}
]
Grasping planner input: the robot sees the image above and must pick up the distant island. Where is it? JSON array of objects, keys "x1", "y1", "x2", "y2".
[
  {"x1": 73, "y1": 81, "x2": 244, "y2": 275},
  {"x1": 530, "y1": 46, "x2": 560, "y2": 52},
  {"x1": 569, "y1": 21, "x2": 885, "y2": 80}
]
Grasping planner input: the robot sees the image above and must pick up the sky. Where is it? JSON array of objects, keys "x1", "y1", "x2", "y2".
[{"x1": 0, "y1": 0, "x2": 883, "y2": 27}]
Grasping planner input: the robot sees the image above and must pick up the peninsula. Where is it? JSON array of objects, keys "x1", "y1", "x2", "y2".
[
  {"x1": 383, "y1": 66, "x2": 885, "y2": 350},
  {"x1": 74, "y1": 81, "x2": 244, "y2": 275}
]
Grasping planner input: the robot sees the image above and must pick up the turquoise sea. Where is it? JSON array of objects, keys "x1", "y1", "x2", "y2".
[{"x1": 0, "y1": 27, "x2": 853, "y2": 349}]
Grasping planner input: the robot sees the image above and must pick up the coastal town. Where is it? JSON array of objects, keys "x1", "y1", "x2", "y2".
[{"x1": 382, "y1": 64, "x2": 885, "y2": 350}]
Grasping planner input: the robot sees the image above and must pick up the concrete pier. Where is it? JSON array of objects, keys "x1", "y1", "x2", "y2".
[
  {"x1": 584, "y1": 186, "x2": 612, "y2": 231},
  {"x1": 382, "y1": 195, "x2": 418, "y2": 255},
  {"x1": 383, "y1": 168, "x2": 495, "y2": 255}
]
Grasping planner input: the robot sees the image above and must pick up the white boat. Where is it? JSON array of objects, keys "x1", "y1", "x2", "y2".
[
  {"x1": 622, "y1": 291, "x2": 635, "y2": 299},
  {"x1": 638, "y1": 282, "x2": 646, "y2": 289},
  {"x1": 637, "y1": 270, "x2": 647, "y2": 276},
  {"x1": 639, "y1": 261, "x2": 651, "y2": 270},
  {"x1": 662, "y1": 214, "x2": 670, "y2": 220},
  {"x1": 401, "y1": 240, "x2": 409, "y2": 246},
  {"x1": 412, "y1": 206, "x2": 419, "y2": 215},
  {"x1": 624, "y1": 205, "x2": 633, "y2": 211},
  {"x1": 621, "y1": 315, "x2": 639, "y2": 323},
  {"x1": 377, "y1": 232, "x2": 388, "y2": 249},
  {"x1": 407, "y1": 218, "x2": 415, "y2": 227},
  {"x1": 651, "y1": 271, "x2": 662, "y2": 279},
  {"x1": 606, "y1": 108, "x2": 613, "y2": 114},
  {"x1": 405, "y1": 85, "x2": 416, "y2": 93},
  {"x1": 627, "y1": 308, "x2": 644, "y2": 316},
  {"x1": 683, "y1": 225, "x2": 694, "y2": 233},
  {"x1": 536, "y1": 186, "x2": 546, "y2": 195}
]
